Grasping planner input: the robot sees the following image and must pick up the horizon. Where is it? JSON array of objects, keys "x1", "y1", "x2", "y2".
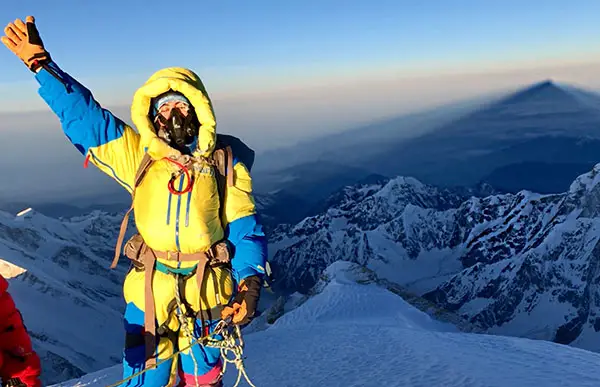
[
  {"x1": 1, "y1": 69, "x2": 600, "y2": 212},
  {"x1": 1, "y1": 1, "x2": 600, "y2": 209},
  {"x1": 2, "y1": 1, "x2": 600, "y2": 112}
]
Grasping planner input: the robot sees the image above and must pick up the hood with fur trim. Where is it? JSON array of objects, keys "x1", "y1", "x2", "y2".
[{"x1": 130, "y1": 67, "x2": 216, "y2": 159}]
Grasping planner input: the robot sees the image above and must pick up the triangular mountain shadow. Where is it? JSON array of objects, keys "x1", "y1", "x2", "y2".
[
  {"x1": 499, "y1": 79, "x2": 570, "y2": 105},
  {"x1": 363, "y1": 80, "x2": 600, "y2": 192},
  {"x1": 432, "y1": 79, "x2": 600, "y2": 138},
  {"x1": 255, "y1": 80, "x2": 600, "y2": 227}
]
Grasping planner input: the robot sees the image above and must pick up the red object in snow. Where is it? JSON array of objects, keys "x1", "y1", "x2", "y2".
[{"x1": 0, "y1": 276, "x2": 42, "y2": 387}]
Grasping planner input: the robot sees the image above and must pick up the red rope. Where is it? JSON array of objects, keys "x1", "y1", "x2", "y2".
[{"x1": 163, "y1": 157, "x2": 194, "y2": 195}]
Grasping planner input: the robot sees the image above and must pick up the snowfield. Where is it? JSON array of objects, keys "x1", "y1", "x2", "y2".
[
  {"x1": 270, "y1": 163, "x2": 600, "y2": 352},
  {"x1": 0, "y1": 209, "x2": 129, "y2": 383},
  {"x1": 52, "y1": 261, "x2": 600, "y2": 387}
]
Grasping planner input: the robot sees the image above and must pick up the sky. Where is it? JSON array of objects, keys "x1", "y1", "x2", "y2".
[
  {"x1": 1, "y1": 0, "x2": 600, "y2": 209},
  {"x1": 2, "y1": 0, "x2": 600, "y2": 110}
]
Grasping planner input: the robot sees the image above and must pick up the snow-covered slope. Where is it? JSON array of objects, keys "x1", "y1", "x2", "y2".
[
  {"x1": 0, "y1": 209, "x2": 129, "y2": 384},
  {"x1": 52, "y1": 261, "x2": 600, "y2": 387},
  {"x1": 269, "y1": 176, "x2": 467, "y2": 293},
  {"x1": 270, "y1": 164, "x2": 600, "y2": 352}
]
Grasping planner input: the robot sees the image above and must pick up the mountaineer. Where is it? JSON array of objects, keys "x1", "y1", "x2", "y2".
[{"x1": 2, "y1": 16, "x2": 267, "y2": 387}]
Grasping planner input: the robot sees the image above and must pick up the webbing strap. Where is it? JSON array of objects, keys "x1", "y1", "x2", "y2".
[
  {"x1": 110, "y1": 153, "x2": 154, "y2": 269},
  {"x1": 144, "y1": 250, "x2": 157, "y2": 368},
  {"x1": 225, "y1": 145, "x2": 234, "y2": 187},
  {"x1": 110, "y1": 204, "x2": 133, "y2": 269},
  {"x1": 152, "y1": 249, "x2": 210, "y2": 262},
  {"x1": 212, "y1": 145, "x2": 234, "y2": 223},
  {"x1": 155, "y1": 261, "x2": 197, "y2": 275},
  {"x1": 196, "y1": 255, "x2": 209, "y2": 323}
]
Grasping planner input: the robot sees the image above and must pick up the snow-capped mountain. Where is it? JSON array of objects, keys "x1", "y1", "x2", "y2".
[
  {"x1": 269, "y1": 177, "x2": 466, "y2": 292},
  {"x1": 0, "y1": 209, "x2": 130, "y2": 384},
  {"x1": 8, "y1": 158, "x2": 600, "y2": 385},
  {"x1": 52, "y1": 261, "x2": 600, "y2": 387},
  {"x1": 270, "y1": 164, "x2": 600, "y2": 352}
]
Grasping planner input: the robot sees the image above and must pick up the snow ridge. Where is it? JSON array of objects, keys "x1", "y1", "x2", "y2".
[
  {"x1": 0, "y1": 209, "x2": 130, "y2": 384},
  {"x1": 270, "y1": 163, "x2": 600, "y2": 352},
  {"x1": 53, "y1": 261, "x2": 600, "y2": 387}
]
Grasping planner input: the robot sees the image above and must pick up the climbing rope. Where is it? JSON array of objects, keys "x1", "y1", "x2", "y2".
[
  {"x1": 174, "y1": 274, "x2": 200, "y2": 387},
  {"x1": 106, "y1": 316, "x2": 256, "y2": 387},
  {"x1": 205, "y1": 323, "x2": 257, "y2": 387},
  {"x1": 105, "y1": 320, "x2": 226, "y2": 387},
  {"x1": 162, "y1": 156, "x2": 194, "y2": 195}
]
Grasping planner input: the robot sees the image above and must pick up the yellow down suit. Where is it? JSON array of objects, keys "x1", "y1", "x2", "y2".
[{"x1": 34, "y1": 62, "x2": 267, "y2": 387}]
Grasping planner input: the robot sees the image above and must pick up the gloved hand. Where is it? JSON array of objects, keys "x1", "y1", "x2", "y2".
[
  {"x1": 1, "y1": 16, "x2": 50, "y2": 72},
  {"x1": 221, "y1": 275, "x2": 262, "y2": 326}
]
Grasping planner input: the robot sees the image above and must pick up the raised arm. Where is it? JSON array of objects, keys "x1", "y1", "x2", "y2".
[
  {"x1": 2, "y1": 16, "x2": 143, "y2": 193},
  {"x1": 34, "y1": 62, "x2": 143, "y2": 192}
]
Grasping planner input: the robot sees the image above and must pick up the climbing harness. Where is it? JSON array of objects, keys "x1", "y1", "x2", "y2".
[
  {"x1": 104, "y1": 139, "x2": 258, "y2": 386},
  {"x1": 106, "y1": 317, "x2": 255, "y2": 387},
  {"x1": 108, "y1": 145, "x2": 234, "y2": 369}
]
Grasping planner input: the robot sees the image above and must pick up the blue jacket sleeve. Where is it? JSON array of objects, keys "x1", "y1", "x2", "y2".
[
  {"x1": 34, "y1": 61, "x2": 142, "y2": 192},
  {"x1": 35, "y1": 61, "x2": 128, "y2": 156},
  {"x1": 226, "y1": 214, "x2": 268, "y2": 283}
]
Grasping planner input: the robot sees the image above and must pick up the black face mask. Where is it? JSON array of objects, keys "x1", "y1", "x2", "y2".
[{"x1": 155, "y1": 109, "x2": 200, "y2": 153}]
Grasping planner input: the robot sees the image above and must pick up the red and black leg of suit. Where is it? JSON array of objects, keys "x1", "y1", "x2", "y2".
[{"x1": 0, "y1": 276, "x2": 42, "y2": 387}]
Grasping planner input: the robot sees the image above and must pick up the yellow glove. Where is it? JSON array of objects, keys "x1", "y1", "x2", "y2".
[{"x1": 1, "y1": 16, "x2": 50, "y2": 72}]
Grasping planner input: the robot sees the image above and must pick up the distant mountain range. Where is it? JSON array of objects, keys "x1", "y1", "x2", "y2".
[
  {"x1": 0, "y1": 210, "x2": 130, "y2": 385},
  {"x1": 255, "y1": 80, "x2": 600, "y2": 228},
  {"x1": 268, "y1": 162, "x2": 600, "y2": 353}
]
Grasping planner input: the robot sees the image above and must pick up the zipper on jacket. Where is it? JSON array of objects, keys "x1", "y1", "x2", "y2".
[
  {"x1": 185, "y1": 190, "x2": 192, "y2": 227},
  {"x1": 166, "y1": 191, "x2": 173, "y2": 225},
  {"x1": 174, "y1": 176, "x2": 185, "y2": 251}
]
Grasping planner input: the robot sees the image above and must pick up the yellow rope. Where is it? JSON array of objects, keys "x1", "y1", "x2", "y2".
[
  {"x1": 106, "y1": 319, "x2": 257, "y2": 387},
  {"x1": 174, "y1": 274, "x2": 200, "y2": 387},
  {"x1": 205, "y1": 324, "x2": 257, "y2": 387},
  {"x1": 106, "y1": 319, "x2": 229, "y2": 387}
]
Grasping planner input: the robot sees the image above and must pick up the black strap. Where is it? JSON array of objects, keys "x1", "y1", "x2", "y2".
[
  {"x1": 176, "y1": 274, "x2": 197, "y2": 320},
  {"x1": 5, "y1": 378, "x2": 26, "y2": 387},
  {"x1": 212, "y1": 148, "x2": 227, "y2": 222},
  {"x1": 156, "y1": 299, "x2": 179, "y2": 344}
]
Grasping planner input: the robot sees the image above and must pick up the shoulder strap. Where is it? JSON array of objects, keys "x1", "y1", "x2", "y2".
[
  {"x1": 134, "y1": 153, "x2": 154, "y2": 187},
  {"x1": 212, "y1": 145, "x2": 234, "y2": 222},
  {"x1": 110, "y1": 153, "x2": 155, "y2": 269},
  {"x1": 216, "y1": 133, "x2": 255, "y2": 171}
]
